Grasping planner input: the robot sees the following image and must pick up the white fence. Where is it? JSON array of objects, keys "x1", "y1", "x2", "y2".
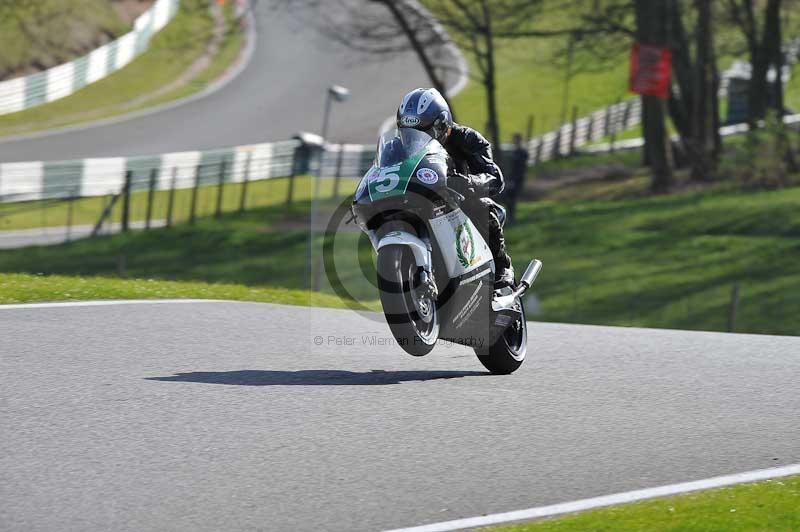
[
  {"x1": 0, "y1": 0, "x2": 181, "y2": 116},
  {"x1": 0, "y1": 141, "x2": 375, "y2": 203},
  {"x1": 521, "y1": 99, "x2": 643, "y2": 164}
]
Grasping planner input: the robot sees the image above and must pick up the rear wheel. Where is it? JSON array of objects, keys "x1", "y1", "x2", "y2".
[
  {"x1": 476, "y1": 303, "x2": 527, "y2": 374},
  {"x1": 377, "y1": 245, "x2": 438, "y2": 356}
]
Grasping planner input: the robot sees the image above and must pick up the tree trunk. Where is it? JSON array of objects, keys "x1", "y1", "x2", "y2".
[
  {"x1": 765, "y1": 0, "x2": 783, "y2": 115},
  {"x1": 381, "y1": 0, "x2": 455, "y2": 114},
  {"x1": 634, "y1": 0, "x2": 673, "y2": 191},
  {"x1": 689, "y1": 0, "x2": 719, "y2": 181},
  {"x1": 480, "y1": 0, "x2": 502, "y2": 151},
  {"x1": 747, "y1": 0, "x2": 781, "y2": 126}
]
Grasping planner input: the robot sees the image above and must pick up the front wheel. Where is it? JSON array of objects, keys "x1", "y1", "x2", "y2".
[
  {"x1": 476, "y1": 302, "x2": 527, "y2": 374},
  {"x1": 377, "y1": 245, "x2": 439, "y2": 356}
]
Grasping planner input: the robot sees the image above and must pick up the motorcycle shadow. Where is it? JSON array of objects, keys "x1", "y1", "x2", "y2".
[{"x1": 146, "y1": 369, "x2": 488, "y2": 386}]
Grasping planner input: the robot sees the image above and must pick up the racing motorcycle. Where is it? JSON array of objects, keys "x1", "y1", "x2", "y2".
[{"x1": 351, "y1": 128, "x2": 542, "y2": 374}]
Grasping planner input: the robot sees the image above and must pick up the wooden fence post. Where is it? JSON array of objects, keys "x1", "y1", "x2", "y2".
[
  {"x1": 569, "y1": 106, "x2": 578, "y2": 155},
  {"x1": 190, "y1": 165, "x2": 201, "y2": 225},
  {"x1": 239, "y1": 151, "x2": 252, "y2": 213},
  {"x1": 146, "y1": 167, "x2": 158, "y2": 229},
  {"x1": 332, "y1": 145, "x2": 345, "y2": 198},
  {"x1": 121, "y1": 170, "x2": 132, "y2": 233},
  {"x1": 166, "y1": 167, "x2": 177, "y2": 227},
  {"x1": 215, "y1": 159, "x2": 227, "y2": 219}
]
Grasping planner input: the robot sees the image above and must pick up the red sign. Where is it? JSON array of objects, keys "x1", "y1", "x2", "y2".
[{"x1": 629, "y1": 43, "x2": 672, "y2": 99}]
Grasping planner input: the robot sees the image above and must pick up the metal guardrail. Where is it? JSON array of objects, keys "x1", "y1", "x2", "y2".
[
  {"x1": 0, "y1": 140, "x2": 375, "y2": 204},
  {"x1": 4, "y1": 112, "x2": 798, "y2": 205},
  {"x1": 0, "y1": 0, "x2": 180, "y2": 116}
]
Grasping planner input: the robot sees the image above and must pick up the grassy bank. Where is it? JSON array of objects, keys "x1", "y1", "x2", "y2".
[
  {"x1": 491, "y1": 476, "x2": 800, "y2": 532},
  {"x1": 0, "y1": 0, "x2": 243, "y2": 139},
  {"x1": 0, "y1": 272, "x2": 350, "y2": 308},
  {"x1": 1, "y1": 179, "x2": 798, "y2": 335},
  {"x1": 0, "y1": 175, "x2": 347, "y2": 231},
  {"x1": 0, "y1": 0, "x2": 129, "y2": 80}
]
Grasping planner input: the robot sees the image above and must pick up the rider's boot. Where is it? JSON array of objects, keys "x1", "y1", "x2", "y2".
[
  {"x1": 482, "y1": 199, "x2": 515, "y2": 289},
  {"x1": 464, "y1": 198, "x2": 515, "y2": 289},
  {"x1": 489, "y1": 230, "x2": 515, "y2": 289}
]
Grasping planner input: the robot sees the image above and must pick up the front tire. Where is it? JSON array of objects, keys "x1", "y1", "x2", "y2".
[
  {"x1": 377, "y1": 245, "x2": 439, "y2": 356},
  {"x1": 476, "y1": 303, "x2": 527, "y2": 374}
]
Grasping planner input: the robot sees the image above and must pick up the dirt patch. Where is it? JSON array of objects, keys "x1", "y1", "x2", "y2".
[
  {"x1": 524, "y1": 164, "x2": 634, "y2": 199},
  {"x1": 111, "y1": 0, "x2": 156, "y2": 25}
]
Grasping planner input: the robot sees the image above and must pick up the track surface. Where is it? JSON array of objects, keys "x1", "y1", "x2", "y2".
[
  {"x1": 1, "y1": 301, "x2": 798, "y2": 531},
  {"x1": 0, "y1": 1, "x2": 448, "y2": 162}
]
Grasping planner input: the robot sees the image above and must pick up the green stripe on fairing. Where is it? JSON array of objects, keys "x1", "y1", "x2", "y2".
[{"x1": 367, "y1": 146, "x2": 429, "y2": 201}]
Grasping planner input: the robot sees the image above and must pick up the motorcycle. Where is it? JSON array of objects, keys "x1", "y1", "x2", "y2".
[{"x1": 351, "y1": 128, "x2": 542, "y2": 374}]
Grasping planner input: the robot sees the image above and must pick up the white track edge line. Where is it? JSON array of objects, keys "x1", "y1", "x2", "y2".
[
  {"x1": 383, "y1": 464, "x2": 800, "y2": 532},
  {"x1": 0, "y1": 299, "x2": 227, "y2": 310}
]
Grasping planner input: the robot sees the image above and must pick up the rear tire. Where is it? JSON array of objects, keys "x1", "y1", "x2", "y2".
[
  {"x1": 476, "y1": 303, "x2": 527, "y2": 374},
  {"x1": 377, "y1": 245, "x2": 439, "y2": 356}
]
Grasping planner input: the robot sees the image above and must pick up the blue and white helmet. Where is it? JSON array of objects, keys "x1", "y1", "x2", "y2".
[{"x1": 396, "y1": 88, "x2": 453, "y2": 142}]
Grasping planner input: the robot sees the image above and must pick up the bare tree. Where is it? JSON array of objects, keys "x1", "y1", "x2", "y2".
[
  {"x1": 725, "y1": 0, "x2": 784, "y2": 126},
  {"x1": 268, "y1": 0, "x2": 459, "y2": 113},
  {"x1": 633, "y1": 0, "x2": 674, "y2": 191},
  {"x1": 425, "y1": 0, "x2": 548, "y2": 150}
]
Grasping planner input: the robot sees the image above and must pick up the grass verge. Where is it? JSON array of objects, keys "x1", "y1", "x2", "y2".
[
  {"x1": 490, "y1": 476, "x2": 800, "y2": 532},
  {"x1": 0, "y1": 175, "x2": 348, "y2": 231},
  {"x1": 0, "y1": 0, "x2": 128, "y2": 79},
  {"x1": 0, "y1": 0, "x2": 243, "y2": 139},
  {"x1": 0, "y1": 272, "x2": 350, "y2": 309},
  {"x1": 1, "y1": 179, "x2": 798, "y2": 335}
]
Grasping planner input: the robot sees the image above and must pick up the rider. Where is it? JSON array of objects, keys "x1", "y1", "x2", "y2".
[{"x1": 396, "y1": 88, "x2": 515, "y2": 288}]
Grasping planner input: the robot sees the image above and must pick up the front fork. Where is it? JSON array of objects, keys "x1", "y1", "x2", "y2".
[{"x1": 370, "y1": 225, "x2": 438, "y2": 302}]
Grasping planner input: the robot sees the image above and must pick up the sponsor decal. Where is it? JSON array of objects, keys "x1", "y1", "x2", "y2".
[
  {"x1": 399, "y1": 115, "x2": 421, "y2": 127},
  {"x1": 416, "y1": 168, "x2": 439, "y2": 184},
  {"x1": 455, "y1": 223, "x2": 479, "y2": 268},
  {"x1": 385, "y1": 230, "x2": 402, "y2": 237}
]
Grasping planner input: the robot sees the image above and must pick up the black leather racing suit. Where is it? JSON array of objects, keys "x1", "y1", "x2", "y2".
[{"x1": 443, "y1": 124, "x2": 513, "y2": 277}]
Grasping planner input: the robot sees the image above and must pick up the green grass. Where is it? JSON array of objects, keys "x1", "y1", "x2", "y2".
[
  {"x1": 1, "y1": 179, "x2": 799, "y2": 335},
  {"x1": 0, "y1": 175, "x2": 349, "y2": 231},
  {"x1": 452, "y1": 33, "x2": 630, "y2": 142},
  {"x1": 490, "y1": 476, "x2": 800, "y2": 531},
  {"x1": 0, "y1": 272, "x2": 350, "y2": 308},
  {"x1": 0, "y1": 0, "x2": 242, "y2": 138},
  {"x1": 0, "y1": 0, "x2": 128, "y2": 79}
]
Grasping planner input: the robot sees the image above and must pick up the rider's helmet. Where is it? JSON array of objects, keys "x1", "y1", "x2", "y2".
[{"x1": 396, "y1": 88, "x2": 453, "y2": 143}]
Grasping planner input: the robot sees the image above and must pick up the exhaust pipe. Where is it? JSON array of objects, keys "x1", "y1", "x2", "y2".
[{"x1": 512, "y1": 259, "x2": 542, "y2": 299}]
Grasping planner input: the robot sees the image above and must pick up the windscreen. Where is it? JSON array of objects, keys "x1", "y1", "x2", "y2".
[{"x1": 376, "y1": 128, "x2": 434, "y2": 168}]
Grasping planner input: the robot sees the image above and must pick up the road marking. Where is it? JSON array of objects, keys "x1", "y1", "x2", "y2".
[
  {"x1": 383, "y1": 464, "x2": 800, "y2": 532},
  {"x1": 0, "y1": 299, "x2": 226, "y2": 310}
]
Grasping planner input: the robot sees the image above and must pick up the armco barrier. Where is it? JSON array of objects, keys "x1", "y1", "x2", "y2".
[
  {"x1": 0, "y1": 141, "x2": 375, "y2": 203},
  {"x1": 0, "y1": 0, "x2": 180, "y2": 116},
  {"x1": 2, "y1": 113, "x2": 797, "y2": 204}
]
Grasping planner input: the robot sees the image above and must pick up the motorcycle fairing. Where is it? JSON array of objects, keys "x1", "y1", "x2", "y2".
[{"x1": 428, "y1": 208, "x2": 492, "y2": 278}]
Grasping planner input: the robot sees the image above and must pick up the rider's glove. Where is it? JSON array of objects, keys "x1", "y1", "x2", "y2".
[{"x1": 448, "y1": 172, "x2": 475, "y2": 197}]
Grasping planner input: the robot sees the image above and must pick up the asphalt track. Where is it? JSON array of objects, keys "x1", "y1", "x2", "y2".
[
  {"x1": 2, "y1": 300, "x2": 798, "y2": 531},
  {"x1": 0, "y1": 1, "x2": 452, "y2": 162}
]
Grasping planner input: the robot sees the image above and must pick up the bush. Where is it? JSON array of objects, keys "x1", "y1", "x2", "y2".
[{"x1": 721, "y1": 112, "x2": 800, "y2": 189}]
